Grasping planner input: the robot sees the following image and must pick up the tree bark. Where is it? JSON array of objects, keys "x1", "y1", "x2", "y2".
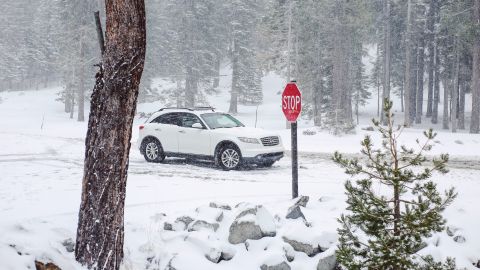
[
  {"x1": 471, "y1": 0, "x2": 480, "y2": 133},
  {"x1": 451, "y1": 38, "x2": 459, "y2": 133},
  {"x1": 404, "y1": 0, "x2": 413, "y2": 127},
  {"x1": 382, "y1": 0, "x2": 391, "y2": 124},
  {"x1": 431, "y1": 24, "x2": 440, "y2": 124},
  {"x1": 75, "y1": 0, "x2": 146, "y2": 269},
  {"x1": 229, "y1": 38, "x2": 239, "y2": 114},
  {"x1": 415, "y1": 15, "x2": 426, "y2": 124},
  {"x1": 77, "y1": 38, "x2": 85, "y2": 122},
  {"x1": 425, "y1": 0, "x2": 435, "y2": 117},
  {"x1": 442, "y1": 78, "x2": 449, "y2": 130},
  {"x1": 458, "y1": 63, "x2": 466, "y2": 129}
]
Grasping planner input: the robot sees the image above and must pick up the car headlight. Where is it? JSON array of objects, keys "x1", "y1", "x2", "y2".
[{"x1": 238, "y1": 137, "x2": 260, "y2": 144}]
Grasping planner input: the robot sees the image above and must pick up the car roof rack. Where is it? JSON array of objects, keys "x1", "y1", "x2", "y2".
[{"x1": 157, "y1": 106, "x2": 216, "y2": 112}]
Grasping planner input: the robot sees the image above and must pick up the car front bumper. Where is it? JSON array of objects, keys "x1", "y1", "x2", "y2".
[{"x1": 243, "y1": 151, "x2": 284, "y2": 164}]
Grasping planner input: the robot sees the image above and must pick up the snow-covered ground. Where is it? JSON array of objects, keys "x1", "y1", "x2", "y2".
[{"x1": 1, "y1": 70, "x2": 479, "y2": 269}]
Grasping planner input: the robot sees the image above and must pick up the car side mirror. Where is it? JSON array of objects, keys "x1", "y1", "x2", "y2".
[{"x1": 192, "y1": 123, "x2": 203, "y2": 129}]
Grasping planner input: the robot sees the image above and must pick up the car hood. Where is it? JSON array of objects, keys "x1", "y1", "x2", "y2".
[{"x1": 209, "y1": 126, "x2": 280, "y2": 138}]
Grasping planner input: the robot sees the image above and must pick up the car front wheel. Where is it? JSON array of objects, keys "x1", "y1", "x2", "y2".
[
  {"x1": 142, "y1": 138, "x2": 165, "y2": 163},
  {"x1": 217, "y1": 145, "x2": 242, "y2": 170}
]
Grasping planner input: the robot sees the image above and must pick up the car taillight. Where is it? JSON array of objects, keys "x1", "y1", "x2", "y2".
[{"x1": 139, "y1": 125, "x2": 144, "y2": 130}]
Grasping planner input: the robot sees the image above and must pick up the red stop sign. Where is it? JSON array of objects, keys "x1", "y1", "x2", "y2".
[{"x1": 282, "y1": 82, "x2": 302, "y2": 122}]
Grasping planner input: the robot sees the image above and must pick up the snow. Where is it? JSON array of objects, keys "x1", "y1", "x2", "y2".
[{"x1": 0, "y1": 68, "x2": 480, "y2": 269}]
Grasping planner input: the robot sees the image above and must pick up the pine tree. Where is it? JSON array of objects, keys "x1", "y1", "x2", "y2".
[{"x1": 333, "y1": 99, "x2": 457, "y2": 270}]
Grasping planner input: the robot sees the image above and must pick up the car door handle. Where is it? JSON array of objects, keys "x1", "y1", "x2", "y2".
[
  {"x1": 155, "y1": 128, "x2": 162, "y2": 131},
  {"x1": 178, "y1": 130, "x2": 186, "y2": 134}
]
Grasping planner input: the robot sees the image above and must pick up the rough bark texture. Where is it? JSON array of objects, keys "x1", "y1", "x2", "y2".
[
  {"x1": 471, "y1": 0, "x2": 480, "y2": 133},
  {"x1": 75, "y1": 0, "x2": 146, "y2": 269},
  {"x1": 415, "y1": 23, "x2": 425, "y2": 124},
  {"x1": 382, "y1": 0, "x2": 391, "y2": 124},
  {"x1": 404, "y1": 0, "x2": 413, "y2": 127},
  {"x1": 229, "y1": 39, "x2": 239, "y2": 114},
  {"x1": 425, "y1": 0, "x2": 435, "y2": 118},
  {"x1": 432, "y1": 27, "x2": 440, "y2": 124},
  {"x1": 451, "y1": 40, "x2": 459, "y2": 133}
]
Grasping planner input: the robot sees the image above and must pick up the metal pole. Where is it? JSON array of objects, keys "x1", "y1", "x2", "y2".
[{"x1": 291, "y1": 121, "x2": 298, "y2": 198}]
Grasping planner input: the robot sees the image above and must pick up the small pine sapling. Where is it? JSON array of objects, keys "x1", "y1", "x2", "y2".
[{"x1": 333, "y1": 100, "x2": 457, "y2": 270}]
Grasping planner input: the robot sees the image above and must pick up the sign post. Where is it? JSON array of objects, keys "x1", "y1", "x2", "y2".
[{"x1": 282, "y1": 81, "x2": 301, "y2": 199}]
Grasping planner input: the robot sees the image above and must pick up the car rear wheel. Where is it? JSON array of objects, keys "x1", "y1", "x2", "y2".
[
  {"x1": 142, "y1": 138, "x2": 165, "y2": 163},
  {"x1": 217, "y1": 145, "x2": 242, "y2": 170}
]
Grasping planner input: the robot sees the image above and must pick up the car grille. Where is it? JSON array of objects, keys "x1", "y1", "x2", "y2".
[{"x1": 260, "y1": 136, "x2": 280, "y2": 146}]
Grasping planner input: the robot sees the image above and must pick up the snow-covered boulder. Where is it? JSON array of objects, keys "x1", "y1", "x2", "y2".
[
  {"x1": 293, "y1": 195, "x2": 309, "y2": 208},
  {"x1": 316, "y1": 248, "x2": 337, "y2": 270},
  {"x1": 285, "y1": 205, "x2": 306, "y2": 221},
  {"x1": 228, "y1": 205, "x2": 276, "y2": 244},
  {"x1": 173, "y1": 216, "x2": 194, "y2": 231},
  {"x1": 282, "y1": 223, "x2": 336, "y2": 257},
  {"x1": 187, "y1": 220, "x2": 219, "y2": 232},
  {"x1": 209, "y1": 202, "x2": 232, "y2": 210},
  {"x1": 260, "y1": 261, "x2": 291, "y2": 270}
]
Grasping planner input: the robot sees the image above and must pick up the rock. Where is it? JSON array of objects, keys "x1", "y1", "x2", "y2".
[
  {"x1": 216, "y1": 212, "x2": 224, "y2": 222},
  {"x1": 163, "y1": 222, "x2": 173, "y2": 231},
  {"x1": 362, "y1": 126, "x2": 375, "y2": 131},
  {"x1": 229, "y1": 220, "x2": 263, "y2": 244},
  {"x1": 175, "y1": 216, "x2": 194, "y2": 229},
  {"x1": 228, "y1": 206, "x2": 276, "y2": 244},
  {"x1": 61, "y1": 238, "x2": 75, "y2": 253},
  {"x1": 453, "y1": 235, "x2": 466, "y2": 243},
  {"x1": 34, "y1": 261, "x2": 61, "y2": 270},
  {"x1": 205, "y1": 248, "x2": 222, "y2": 263},
  {"x1": 283, "y1": 245, "x2": 295, "y2": 262},
  {"x1": 286, "y1": 205, "x2": 306, "y2": 220},
  {"x1": 293, "y1": 195, "x2": 309, "y2": 208},
  {"x1": 209, "y1": 202, "x2": 232, "y2": 210},
  {"x1": 260, "y1": 262, "x2": 291, "y2": 270},
  {"x1": 282, "y1": 237, "x2": 323, "y2": 257},
  {"x1": 188, "y1": 220, "x2": 219, "y2": 232},
  {"x1": 317, "y1": 253, "x2": 337, "y2": 270},
  {"x1": 172, "y1": 216, "x2": 194, "y2": 231},
  {"x1": 221, "y1": 249, "x2": 235, "y2": 261}
]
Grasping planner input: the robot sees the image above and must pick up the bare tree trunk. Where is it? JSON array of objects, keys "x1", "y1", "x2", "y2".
[
  {"x1": 442, "y1": 79, "x2": 450, "y2": 130},
  {"x1": 382, "y1": 0, "x2": 391, "y2": 124},
  {"x1": 451, "y1": 38, "x2": 460, "y2": 132},
  {"x1": 213, "y1": 55, "x2": 220, "y2": 88},
  {"x1": 404, "y1": 0, "x2": 413, "y2": 127},
  {"x1": 432, "y1": 33, "x2": 440, "y2": 124},
  {"x1": 77, "y1": 38, "x2": 85, "y2": 122},
  {"x1": 229, "y1": 39, "x2": 239, "y2": 114},
  {"x1": 416, "y1": 17, "x2": 426, "y2": 124},
  {"x1": 425, "y1": 0, "x2": 435, "y2": 117},
  {"x1": 75, "y1": 1, "x2": 146, "y2": 269},
  {"x1": 458, "y1": 63, "x2": 466, "y2": 129},
  {"x1": 471, "y1": 0, "x2": 480, "y2": 133}
]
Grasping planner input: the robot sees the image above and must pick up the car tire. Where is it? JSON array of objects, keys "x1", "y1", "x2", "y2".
[
  {"x1": 141, "y1": 138, "x2": 165, "y2": 163},
  {"x1": 217, "y1": 144, "x2": 242, "y2": 171}
]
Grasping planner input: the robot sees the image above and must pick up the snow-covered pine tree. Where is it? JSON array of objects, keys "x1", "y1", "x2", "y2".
[{"x1": 333, "y1": 99, "x2": 457, "y2": 270}]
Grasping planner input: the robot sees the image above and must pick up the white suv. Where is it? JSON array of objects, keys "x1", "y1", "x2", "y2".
[{"x1": 137, "y1": 107, "x2": 284, "y2": 170}]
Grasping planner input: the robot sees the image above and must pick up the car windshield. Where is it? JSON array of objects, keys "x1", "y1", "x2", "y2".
[{"x1": 201, "y1": 113, "x2": 244, "y2": 129}]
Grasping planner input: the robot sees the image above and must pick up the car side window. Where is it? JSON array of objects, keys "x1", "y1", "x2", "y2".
[
  {"x1": 151, "y1": 113, "x2": 180, "y2": 125},
  {"x1": 180, "y1": 113, "x2": 205, "y2": 129}
]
